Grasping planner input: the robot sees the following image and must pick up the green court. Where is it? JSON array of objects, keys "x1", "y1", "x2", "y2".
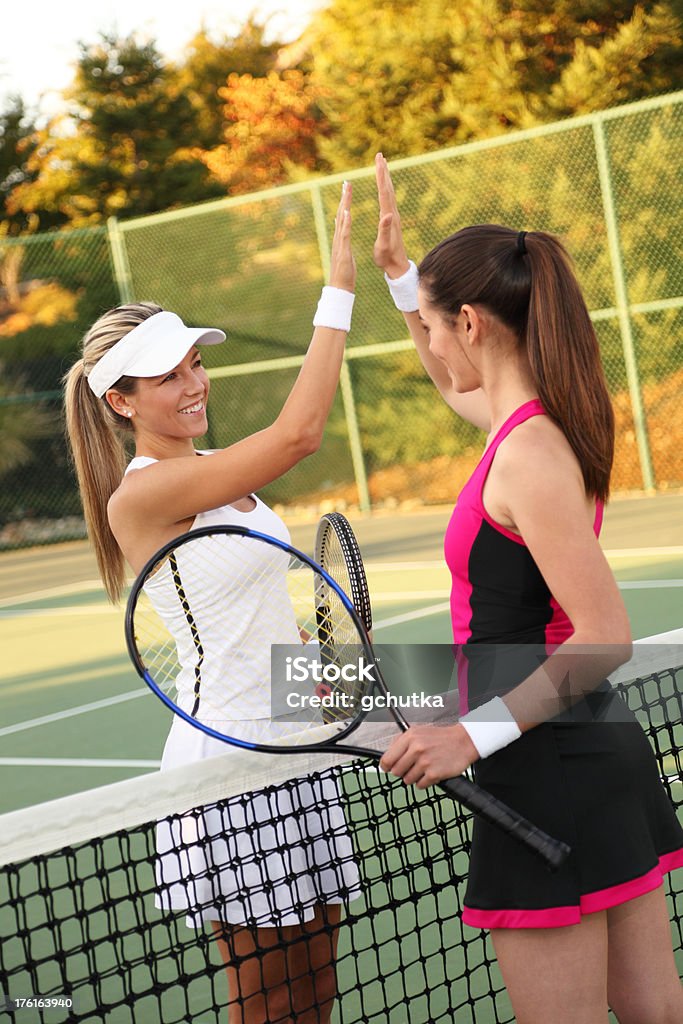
[{"x1": 1, "y1": 497, "x2": 682, "y2": 1024}]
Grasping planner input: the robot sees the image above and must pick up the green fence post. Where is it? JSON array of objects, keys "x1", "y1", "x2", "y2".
[
  {"x1": 310, "y1": 184, "x2": 372, "y2": 513},
  {"x1": 106, "y1": 217, "x2": 134, "y2": 304},
  {"x1": 592, "y1": 117, "x2": 655, "y2": 492}
]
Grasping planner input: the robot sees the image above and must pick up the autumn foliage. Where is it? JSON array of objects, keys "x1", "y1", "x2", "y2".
[
  {"x1": 1, "y1": 2, "x2": 682, "y2": 231},
  {"x1": 196, "y1": 71, "x2": 327, "y2": 194}
]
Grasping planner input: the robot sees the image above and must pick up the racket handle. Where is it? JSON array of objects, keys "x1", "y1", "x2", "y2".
[{"x1": 439, "y1": 775, "x2": 571, "y2": 871}]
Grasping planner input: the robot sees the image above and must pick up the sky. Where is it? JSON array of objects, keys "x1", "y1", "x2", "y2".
[{"x1": 0, "y1": 0, "x2": 326, "y2": 116}]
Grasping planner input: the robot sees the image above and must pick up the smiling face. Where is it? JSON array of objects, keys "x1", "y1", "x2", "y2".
[
  {"x1": 417, "y1": 286, "x2": 483, "y2": 393},
  {"x1": 107, "y1": 346, "x2": 210, "y2": 444}
]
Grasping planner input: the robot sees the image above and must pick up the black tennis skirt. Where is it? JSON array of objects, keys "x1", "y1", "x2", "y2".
[{"x1": 463, "y1": 687, "x2": 683, "y2": 929}]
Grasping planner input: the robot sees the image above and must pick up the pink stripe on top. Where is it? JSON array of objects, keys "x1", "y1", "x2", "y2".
[{"x1": 445, "y1": 399, "x2": 603, "y2": 649}]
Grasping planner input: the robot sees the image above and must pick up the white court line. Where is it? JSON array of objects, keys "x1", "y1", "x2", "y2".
[
  {"x1": 0, "y1": 758, "x2": 160, "y2": 768},
  {"x1": 605, "y1": 547, "x2": 683, "y2": 558},
  {"x1": 366, "y1": 561, "x2": 445, "y2": 571},
  {"x1": 1, "y1": 593, "x2": 447, "y2": 617},
  {"x1": 0, "y1": 689, "x2": 149, "y2": 738},
  {"x1": 5, "y1": 581, "x2": 680, "y2": 620},
  {"x1": 373, "y1": 602, "x2": 451, "y2": 631},
  {"x1": 0, "y1": 579, "x2": 106, "y2": 609},
  {"x1": 367, "y1": 591, "x2": 446, "y2": 601},
  {"x1": 618, "y1": 580, "x2": 683, "y2": 589},
  {"x1": 0, "y1": 606, "x2": 121, "y2": 619}
]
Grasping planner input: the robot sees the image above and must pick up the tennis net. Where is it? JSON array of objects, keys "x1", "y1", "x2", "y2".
[{"x1": 1, "y1": 634, "x2": 681, "y2": 1024}]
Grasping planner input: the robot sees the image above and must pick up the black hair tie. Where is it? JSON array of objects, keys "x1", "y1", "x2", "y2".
[{"x1": 517, "y1": 230, "x2": 528, "y2": 256}]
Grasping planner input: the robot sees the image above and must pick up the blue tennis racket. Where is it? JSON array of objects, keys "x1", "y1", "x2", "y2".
[{"x1": 125, "y1": 523, "x2": 570, "y2": 870}]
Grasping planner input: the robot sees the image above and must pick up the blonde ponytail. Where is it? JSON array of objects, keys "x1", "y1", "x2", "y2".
[{"x1": 63, "y1": 303, "x2": 162, "y2": 602}]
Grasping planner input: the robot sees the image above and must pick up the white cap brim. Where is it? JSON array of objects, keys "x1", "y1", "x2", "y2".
[{"x1": 87, "y1": 311, "x2": 226, "y2": 398}]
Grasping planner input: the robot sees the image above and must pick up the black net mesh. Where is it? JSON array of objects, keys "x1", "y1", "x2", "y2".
[{"x1": 0, "y1": 655, "x2": 681, "y2": 1024}]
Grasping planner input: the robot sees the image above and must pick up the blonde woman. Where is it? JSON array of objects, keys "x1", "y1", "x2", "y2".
[{"x1": 64, "y1": 184, "x2": 358, "y2": 1024}]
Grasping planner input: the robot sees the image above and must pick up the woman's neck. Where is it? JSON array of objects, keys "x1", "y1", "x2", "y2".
[
  {"x1": 134, "y1": 436, "x2": 198, "y2": 461},
  {"x1": 480, "y1": 347, "x2": 538, "y2": 433}
]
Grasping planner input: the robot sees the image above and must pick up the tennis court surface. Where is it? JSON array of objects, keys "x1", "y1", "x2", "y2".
[{"x1": 1, "y1": 498, "x2": 682, "y2": 1022}]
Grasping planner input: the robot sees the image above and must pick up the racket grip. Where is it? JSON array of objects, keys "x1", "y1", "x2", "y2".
[{"x1": 439, "y1": 775, "x2": 571, "y2": 871}]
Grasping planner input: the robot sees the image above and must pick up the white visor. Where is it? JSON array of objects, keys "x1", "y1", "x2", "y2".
[{"x1": 86, "y1": 311, "x2": 226, "y2": 398}]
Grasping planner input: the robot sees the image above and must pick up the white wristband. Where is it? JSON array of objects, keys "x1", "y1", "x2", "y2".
[
  {"x1": 313, "y1": 286, "x2": 355, "y2": 332},
  {"x1": 384, "y1": 260, "x2": 419, "y2": 312},
  {"x1": 459, "y1": 697, "x2": 522, "y2": 759}
]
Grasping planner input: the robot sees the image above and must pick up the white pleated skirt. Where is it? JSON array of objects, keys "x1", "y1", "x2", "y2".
[{"x1": 155, "y1": 715, "x2": 362, "y2": 928}]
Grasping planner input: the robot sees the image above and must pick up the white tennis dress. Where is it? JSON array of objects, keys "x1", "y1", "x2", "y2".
[{"x1": 125, "y1": 454, "x2": 361, "y2": 928}]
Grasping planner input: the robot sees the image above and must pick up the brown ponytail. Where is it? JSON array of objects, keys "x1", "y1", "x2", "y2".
[
  {"x1": 63, "y1": 302, "x2": 162, "y2": 602},
  {"x1": 418, "y1": 225, "x2": 614, "y2": 501},
  {"x1": 524, "y1": 232, "x2": 614, "y2": 501}
]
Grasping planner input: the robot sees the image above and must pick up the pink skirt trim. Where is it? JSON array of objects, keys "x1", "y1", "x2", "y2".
[{"x1": 462, "y1": 848, "x2": 683, "y2": 930}]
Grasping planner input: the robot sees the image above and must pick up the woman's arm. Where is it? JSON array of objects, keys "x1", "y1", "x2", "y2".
[
  {"x1": 111, "y1": 184, "x2": 356, "y2": 528},
  {"x1": 373, "y1": 154, "x2": 490, "y2": 431}
]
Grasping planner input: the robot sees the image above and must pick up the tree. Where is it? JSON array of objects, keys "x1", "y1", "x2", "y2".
[
  {"x1": 546, "y1": 3, "x2": 683, "y2": 116},
  {"x1": 171, "y1": 21, "x2": 282, "y2": 149},
  {"x1": 0, "y1": 362, "x2": 51, "y2": 477},
  {"x1": 441, "y1": 0, "x2": 683, "y2": 127},
  {"x1": 195, "y1": 71, "x2": 327, "y2": 194},
  {"x1": 7, "y1": 33, "x2": 225, "y2": 228},
  {"x1": 306, "y1": 0, "x2": 683, "y2": 169},
  {"x1": 308, "y1": 0, "x2": 458, "y2": 168},
  {"x1": 300, "y1": 0, "x2": 683, "y2": 493},
  {"x1": 0, "y1": 96, "x2": 39, "y2": 236}
]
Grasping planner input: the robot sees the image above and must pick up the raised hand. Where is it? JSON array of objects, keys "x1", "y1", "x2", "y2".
[
  {"x1": 329, "y1": 181, "x2": 356, "y2": 293},
  {"x1": 373, "y1": 153, "x2": 411, "y2": 280}
]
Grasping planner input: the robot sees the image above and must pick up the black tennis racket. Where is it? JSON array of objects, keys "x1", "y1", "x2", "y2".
[
  {"x1": 125, "y1": 524, "x2": 570, "y2": 870},
  {"x1": 315, "y1": 512, "x2": 372, "y2": 633},
  {"x1": 313, "y1": 513, "x2": 372, "y2": 714}
]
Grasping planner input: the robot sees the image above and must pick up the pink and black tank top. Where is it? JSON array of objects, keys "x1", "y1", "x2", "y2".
[{"x1": 445, "y1": 399, "x2": 604, "y2": 712}]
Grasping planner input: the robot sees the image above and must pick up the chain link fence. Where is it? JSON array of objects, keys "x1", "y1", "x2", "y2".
[
  {"x1": 1, "y1": 90, "x2": 682, "y2": 547},
  {"x1": 0, "y1": 226, "x2": 119, "y2": 545}
]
